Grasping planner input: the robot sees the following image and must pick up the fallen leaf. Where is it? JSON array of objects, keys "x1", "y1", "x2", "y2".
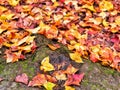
[
  {"x1": 40, "y1": 56, "x2": 55, "y2": 72},
  {"x1": 53, "y1": 71, "x2": 67, "y2": 80},
  {"x1": 63, "y1": 64, "x2": 78, "y2": 74},
  {"x1": 28, "y1": 74, "x2": 47, "y2": 87},
  {"x1": 99, "y1": 0, "x2": 113, "y2": 11},
  {"x1": 7, "y1": 0, "x2": 20, "y2": 6},
  {"x1": 65, "y1": 86, "x2": 75, "y2": 90},
  {"x1": 43, "y1": 82, "x2": 56, "y2": 90},
  {"x1": 69, "y1": 52, "x2": 83, "y2": 63},
  {"x1": 64, "y1": 73, "x2": 85, "y2": 86},
  {"x1": 15, "y1": 73, "x2": 28, "y2": 85},
  {"x1": 47, "y1": 44, "x2": 60, "y2": 50}
]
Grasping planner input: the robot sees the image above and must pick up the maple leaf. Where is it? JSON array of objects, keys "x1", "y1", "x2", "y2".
[
  {"x1": 64, "y1": 73, "x2": 85, "y2": 86},
  {"x1": 28, "y1": 74, "x2": 47, "y2": 87},
  {"x1": 69, "y1": 52, "x2": 83, "y2": 63},
  {"x1": 63, "y1": 64, "x2": 78, "y2": 74},
  {"x1": 65, "y1": 86, "x2": 75, "y2": 90},
  {"x1": 115, "y1": 16, "x2": 120, "y2": 26},
  {"x1": 90, "y1": 52, "x2": 99, "y2": 63},
  {"x1": 53, "y1": 71, "x2": 67, "y2": 80},
  {"x1": 47, "y1": 44, "x2": 60, "y2": 50},
  {"x1": 5, "y1": 50, "x2": 22, "y2": 63},
  {"x1": 15, "y1": 73, "x2": 28, "y2": 85},
  {"x1": 7, "y1": 0, "x2": 20, "y2": 6},
  {"x1": 40, "y1": 56, "x2": 55, "y2": 72},
  {"x1": 28, "y1": 73, "x2": 57, "y2": 87},
  {"x1": 99, "y1": 0, "x2": 113, "y2": 11},
  {"x1": 43, "y1": 82, "x2": 56, "y2": 90}
]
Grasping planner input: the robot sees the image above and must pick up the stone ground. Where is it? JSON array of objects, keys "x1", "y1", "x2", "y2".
[{"x1": 0, "y1": 35, "x2": 120, "y2": 90}]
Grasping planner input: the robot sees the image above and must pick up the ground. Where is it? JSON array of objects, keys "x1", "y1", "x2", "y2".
[{"x1": 0, "y1": 35, "x2": 120, "y2": 90}]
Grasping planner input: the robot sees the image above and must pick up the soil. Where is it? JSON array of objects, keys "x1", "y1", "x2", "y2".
[{"x1": 0, "y1": 35, "x2": 120, "y2": 90}]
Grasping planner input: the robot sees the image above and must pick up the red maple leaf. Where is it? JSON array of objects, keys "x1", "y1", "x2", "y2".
[{"x1": 64, "y1": 73, "x2": 84, "y2": 86}]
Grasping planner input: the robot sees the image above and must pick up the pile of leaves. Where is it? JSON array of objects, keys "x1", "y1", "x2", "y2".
[{"x1": 0, "y1": 0, "x2": 120, "y2": 89}]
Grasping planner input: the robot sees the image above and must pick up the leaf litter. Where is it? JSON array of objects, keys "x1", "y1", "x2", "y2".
[{"x1": 0, "y1": 0, "x2": 120, "y2": 89}]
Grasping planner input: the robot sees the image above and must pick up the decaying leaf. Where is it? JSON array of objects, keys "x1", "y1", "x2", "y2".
[{"x1": 40, "y1": 56, "x2": 55, "y2": 72}]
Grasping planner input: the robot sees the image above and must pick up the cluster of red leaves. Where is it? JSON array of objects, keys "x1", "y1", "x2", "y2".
[{"x1": 0, "y1": 0, "x2": 120, "y2": 72}]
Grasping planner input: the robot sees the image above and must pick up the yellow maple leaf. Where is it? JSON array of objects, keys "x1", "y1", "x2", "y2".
[
  {"x1": 82, "y1": 4, "x2": 96, "y2": 12},
  {"x1": 40, "y1": 56, "x2": 55, "y2": 72},
  {"x1": 0, "y1": 14, "x2": 15, "y2": 20},
  {"x1": 99, "y1": 0, "x2": 113, "y2": 11},
  {"x1": 7, "y1": 0, "x2": 20, "y2": 6},
  {"x1": 115, "y1": 16, "x2": 120, "y2": 26},
  {"x1": 69, "y1": 52, "x2": 83, "y2": 63},
  {"x1": 65, "y1": 86, "x2": 75, "y2": 90}
]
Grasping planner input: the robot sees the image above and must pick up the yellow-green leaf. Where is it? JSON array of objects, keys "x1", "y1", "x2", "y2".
[{"x1": 43, "y1": 82, "x2": 56, "y2": 90}]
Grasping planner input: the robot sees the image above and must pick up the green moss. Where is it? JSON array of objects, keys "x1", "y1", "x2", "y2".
[
  {"x1": 0, "y1": 64, "x2": 5, "y2": 74},
  {"x1": 82, "y1": 80, "x2": 89, "y2": 86},
  {"x1": 103, "y1": 69, "x2": 115, "y2": 75}
]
